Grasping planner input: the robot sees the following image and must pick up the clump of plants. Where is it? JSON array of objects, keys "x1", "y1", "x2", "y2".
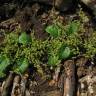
[
  {"x1": 0, "y1": 31, "x2": 47, "y2": 77},
  {"x1": 0, "y1": 9, "x2": 96, "y2": 78}
]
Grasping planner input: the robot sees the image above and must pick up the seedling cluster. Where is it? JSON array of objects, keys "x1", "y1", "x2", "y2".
[{"x1": 0, "y1": 10, "x2": 96, "y2": 78}]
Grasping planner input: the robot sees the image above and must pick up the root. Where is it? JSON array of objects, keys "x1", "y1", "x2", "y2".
[{"x1": 2, "y1": 72, "x2": 14, "y2": 96}]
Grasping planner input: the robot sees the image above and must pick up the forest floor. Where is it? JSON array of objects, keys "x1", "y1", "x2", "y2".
[{"x1": 0, "y1": 2, "x2": 96, "y2": 96}]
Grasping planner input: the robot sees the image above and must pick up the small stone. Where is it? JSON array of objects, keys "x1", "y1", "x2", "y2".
[
  {"x1": 55, "y1": 0, "x2": 73, "y2": 11},
  {"x1": 81, "y1": 0, "x2": 96, "y2": 16},
  {"x1": 81, "y1": 83, "x2": 85, "y2": 89}
]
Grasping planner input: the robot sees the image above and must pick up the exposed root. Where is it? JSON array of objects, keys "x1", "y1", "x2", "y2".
[
  {"x1": 2, "y1": 71, "x2": 14, "y2": 96},
  {"x1": 11, "y1": 75, "x2": 20, "y2": 96},
  {"x1": 20, "y1": 74, "x2": 29, "y2": 96},
  {"x1": 63, "y1": 60, "x2": 76, "y2": 96}
]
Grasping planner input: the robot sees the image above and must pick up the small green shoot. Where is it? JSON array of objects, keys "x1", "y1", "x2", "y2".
[
  {"x1": 58, "y1": 45, "x2": 71, "y2": 60},
  {"x1": 48, "y1": 55, "x2": 60, "y2": 67},
  {"x1": 45, "y1": 24, "x2": 61, "y2": 38},
  {"x1": 14, "y1": 57, "x2": 29, "y2": 74},
  {"x1": 66, "y1": 21, "x2": 80, "y2": 35},
  {"x1": 19, "y1": 32, "x2": 31, "y2": 45},
  {"x1": 0, "y1": 55, "x2": 10, "y2": 77}
]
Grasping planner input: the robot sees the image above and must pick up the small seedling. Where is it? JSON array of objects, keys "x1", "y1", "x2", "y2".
[
  {"x1": 14, "y1": 57, "x2": 29, "y2": 74},
  {"x1": 45, "y1": 24, "x2": 61, "y2": 38},
  {"x1": 0, "y1": 55, "x2": 10, "y2": 77},
  {"x1": 19, "y1": 32, "x2": 31, "y2": 45}
]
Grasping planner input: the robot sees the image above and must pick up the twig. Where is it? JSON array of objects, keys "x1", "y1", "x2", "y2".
[
  {"x1": 25, "y1": 89, "x2": 31, "y2": 96},
  {"x1": 49, "y1": 66, "x2": 61, "y2": 86},
  {"x1": 1, "y1": 81, "x2": 5, "y2": 94},
  {"x1": 0, "y1": 82, "x2": 3, "y2": 96},
  {"x1": 63, "y1": 60, "x2": 76, "y2": 96},
  {"x1": 2, "y1": 71, "x2": 14, "y2": 96},
  {"x1": 53, "y1": 66, "x2": 61, "y2": 82},
  {"x1": 11, "y1": 75, "x2": 20, "y2": 96},
  {"x1": 20, "y1": 74, "x2": 29, "y2": 96}
]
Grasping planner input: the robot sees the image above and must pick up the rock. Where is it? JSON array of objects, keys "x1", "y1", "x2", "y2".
[
  {"x1": 33, "y1": 0, "x2": 74, "y2": 11},
  {"x1": 81, "y1": 0, "x2": 96, "y2": 16},
  {"x1": 32, "y1": 0, "x2": 53, "y2": 5},
  {"x1": 0, "y1": 0, "x2": 75, "y2": 12},
  {"x1": 0, "y1": 3, "x2": 17, "y2": 21},
  {"x1": 0, "y1": 18, "x2": 19, "y2": 32},
  {"x1": 55, "y1": 0, "x2": 74, "y2": 11}
]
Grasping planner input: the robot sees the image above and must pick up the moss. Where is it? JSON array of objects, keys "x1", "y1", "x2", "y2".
[{"x1": 0, "y1": 9, "x2": 96, "y2": 77}]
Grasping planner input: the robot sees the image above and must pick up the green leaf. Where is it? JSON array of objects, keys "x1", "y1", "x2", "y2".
[
  {"x1": 14, "y1": 58, "x2": 29, "y2": 74},
  {"x1": 0, "y1": 72, "x2": 6, "y2": 78},
  {"x1": 58, "y1": 45, "x2": 71, "y2": 60},
  {"x1": 45, "y1": 24, "x2": 61, "y2": 38},
  {"x1": 48, "y1": 55, "x2": 60, "y2": 67},
  {"x1": 0, "y1": 55, "x2": 10, "y2": 77},
  {"x1": 19, "y1": 32, "x2": 31, "y2": 45},
  {"x1": 67, "y1": 21, "x2": 80, "y2": 35}
]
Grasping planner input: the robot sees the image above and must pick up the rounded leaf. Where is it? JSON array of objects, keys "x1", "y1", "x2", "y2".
[
  {"x1": 59, "y1": 45, "x2": 71, "y2": 60},
  {"x1": 0, "y1": 55, "x2": 10, "y2": 77},
  {"x1": 67, "y1": 21, "x2": 80, "y2": 35},
  {"x1": 14, "y1": 58, "x2": 29, "y2": 74},
  {"x1": 45, "y1": 24, "x2": 61, "y2": 38},
  {"x1": 19, "y1": 32, "x2": 31, "y2": 45}
]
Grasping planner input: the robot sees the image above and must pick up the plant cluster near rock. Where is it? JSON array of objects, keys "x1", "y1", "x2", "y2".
[
  {"x1": 0, "y1": 9, "x2": 96, "y2": 78},
  {"x1": 0, "y1": 1, "x2": 96, "y2": 94}
]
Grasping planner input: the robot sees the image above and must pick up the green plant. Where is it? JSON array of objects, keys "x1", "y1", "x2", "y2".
[
  {"x1": 66, "y1": 21, "x2": 80, "y2": 36},
  {"x1": 14, "y1": 57, "x2": 29, "y2": 74},
  {"x1": 58, "y1": 45, "x2": 71, "y2": 60},
  {"x1": 45, "y1": 24, "x2": 61, "y2": 38},
  {"x1": 0, "y1": 32, "x2": 48, "y2": 77},
  {"x1": 19, "y1": 32, "x2": 31, "y2": 45},
  {"x1": 84, "y1": 32, "x2": 96, "y2": 58},
  {"x1": 48, "y1": 55, "x2": 60, "y2": 67},
  {"x1": 0, "y1": 54, "x2": 10, "y2": 77},
  {"x1": 45, "y1": 20, "x2": 81, "y2": 67},
  {"x1": 0, "y1": 9, "x2": 96, "y2": 78},
  {"x1": 47, "y1": 38, "x2": 62, "y2": 67}
]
